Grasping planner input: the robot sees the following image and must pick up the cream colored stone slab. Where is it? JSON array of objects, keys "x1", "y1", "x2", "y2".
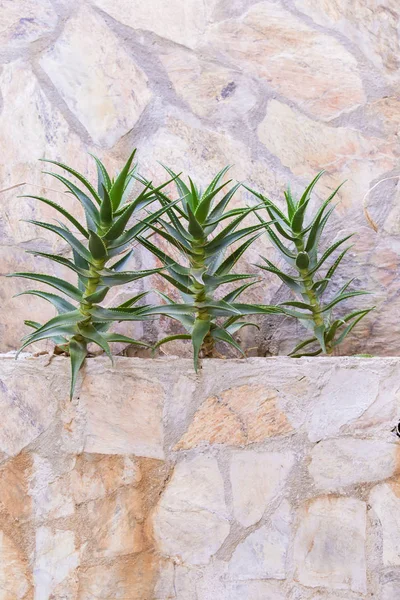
[
  {"x1": 92, "y1": 0, "x2": 211, "y2": 48},
  {"x1": 0, "y1": 360, "x2": 58, "y2": 457},
  {"x1": 0, "y1": 531, "x2": 30, "y2": 599},
  {"x1": 294, "y1": 0, "x2": 400, "y2": 84},
  {"x1": 0, "y1": 0, "x2": 57, "y2": 49},
  {"x1": 34, "y1": 527, "x2": 79, "y2": 599},
  {"x1": 40, "y1": 6, "x2": 151, "y2": 147},
  {"x1": 294, "y1": 496, "x2": 367, "y2": 593},
  {"x1": 309, "y1": 438, "x2": 399, "y2": 490},
  {"x1": 159, "y1": 47, "x2": 258, "y2": 120},
  {"x1": 381, "y1": 581, "x2": 400, "y2": 600},
  {"x1": 230, "y1": 451, "x2": 294, "y2": 527},
  {"x1": 176, "y1": 385, "x2": 293, "y2": 450},
  {"x1": 152, "y1": 455, "x2": 230, "y2": 565},
  {"x1": 82, "y1": 369, "x2": 164, "y2": 458},
  {"x1": 206, "y1": 2, "x2": 365, "y2": 119},
  {"x1": 229, "y1": 501, "x2": 292, "y2": 580},
  {"x1": 370, "y1": 482, "x2": 400, "y2": 566}
]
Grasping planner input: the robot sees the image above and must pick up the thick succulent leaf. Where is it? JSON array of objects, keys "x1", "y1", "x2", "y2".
[
  {"x1": 258, "y1": 259, "x2": 303, "y2": 293},
  {"x1": 291, "y1": 348, "x2": 323, "y2": 358},
  {"x1": 152, "y1": 334, "x2": 192, "y2": 354},
  {"x1": 160, "y1": 273, "x2": 192, "y2": 295},
  {"x1": 319, "y1": 290, "x2": 369, "y2": 313},
  {"x1": 145, "y1": 222, "x2": 192, "y2": 255},
  {"x1": 10, "y1": 272, "x2": 83, "y2": 302},
  {"x1": 84, "y1": 286, "x2": 109, "y2": 304},
  {"x1": 222, "y1": 281, "x2": 257, "y2": 303},
  {"x1": 15, "y1": 290, "x2": 76, "y2": 314},
  {"x1": 265, "y1": 227, "x2": 296, "y2": 265},
  {"x1": 188, "y1": 176, "x2": 200, "y2": 211},
  {"x1": 195, "y1": 180, "x2": 232, "y2": 224},
  {"x1": 155, "y1": 217, "x2": 192, "y2": 250},
  {"x1": 187, "y1": 204, "x2": 204, "y2": 239},
  {"x1": 284, "y1": 188, "x2": 295, "y2": 220},
  {"x1": 17, "y1": 325, "x2": 76, "y2": 356},
  {"x1": 116, "y1": 292, "x2": 148, "y2": 308},
  {"x1": 305, "y1": 183, "x2": 345, "y2": 253},
  {"x1": 20, "y1": 195, "x2": 88, "y2": 238},
  {"x1": 298, "y1": 170, "x2": 325, "y2": 207},
  {"x1": 69, "y1": 337, "x2": 87, "y2": 399},
  {"x1": 202, "y1": 165, "x2": 231, "y2": 197},
  {"x1": 72, "y1": 249, "x2": 90, "y2": 291},
  {"x1": 291, "y1": 196, "x2": 311, "y2": 233},
  {"x1": 89, "y1": 305, "x2": 153, "y2": 322},
  {"x1": 205, "y1": 223, "x2": 265, "y2": 257},
  {"x1": 306, "y1": 206, "x2": 336, "y2": 264},
  {"x1": 99, "y1": 185, "x2": 113, "y2": 224},
  {"x1": 103, "y1": 333, "x2": 150, "y2": 347},
  {"x1": 26, "y1": 310, "x2": 84, "y2": 338},
  {"x1": 314, "y1": 324, "x2": 327, "y2": 353},
  {"x1": 192, "y1": 318, "x2": 211, "y2": 369},
  {"x1": 24, "y1": 320, "x2": 68, "y2": 346},
  {"x1": 44, "y1": 171, "x2": 100, "y2": 226},
  {"x1": 41, "y1": 159, "x2": 102, "y2": 204},
  {"x1": 308, "y1": 234, "x2": 354, "y2": 275},
  {"x1": 109, "y1": 149, "x2": 136, "y2": 210},
  {"x1": 161, "y1": 164, "x2": 191, "y2": 208},
  {"x1": 280, "y1": 300, "x2": 314, "y2": 311},
  {"x1": 88, "y1": 230, "x2": 107, "y2": 260},
  {"x1": 207, "y1": 182, "x2": 241, "y2": 230},
  {"x1": 288, "y1": 337, "x2": 318, "y2": 356},
  {"x1": 90, "y1": 154, "x2": 112, "y2": 198},
  {"x1": 99, "y1": 267, "x2": 164, "y2": 287},
  {"x1": 25, "y1": 220, "x2": 92, "y2": 262},
  {"x1": 25, "y1": 251, "x2": 91, "y2": 278},
  {"x1": 203, "y1": 273, "x2": 255, "y2": 291},
  {"x1": 214, "y1": 233, "x2": 262, "y2": 276},
  {"x1": 103, "y1": 197, "x2": 141, "y2": 241},
  {"x1": 333, "y1": 308, "x2": 374, "y2": 346},
  {"x1": 243, "y1": 184, "x2": 289, "y2": 224},
  {"x1": 109, "y1": 250, "x2": 134, "y2": 272},
  {"x1": 225, "y1": 321, "x2": 259, "y2": 334},
  {"x1": 78, "y1": 323, "x2": 113, "y2": 361},
  {"x1": 211, "y1": 327, "x2": 245, "y2": 356}
]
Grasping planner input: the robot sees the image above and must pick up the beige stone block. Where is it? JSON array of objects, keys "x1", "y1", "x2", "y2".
[
  {"x1": 0, "y1": 0, "x2": 56, "y2": 49},
  {"x1": 370, "y1": 481, "x2": 400, "y2": 566},
  {"x1": 34, "y1": 527, "x2": 79, "y2": 599},
  {"x1": 0, "y1": 531, "x2": 31, "y2": 599},
  {"x1": 206, "y1": 2, "x2": 365, "y2": 119},
  {"x1": 230, "y1": 451, "x2": 294, "y2": 527},
  {"x1": 294, "y1": 496, "x2": 367, "y2": 593},
  {"x1": 82, "y1": 369, "x2": 164, "y2": 458},
  {"x1": 176, "y1": 385, "x2": 293, "y2": 450},
  {"x1": 31, "y1": 455, "x2": 75, "y2": 522},
  {"x1": 229, "y1": 501, "x2": 292, "y2": 580},
  {"x1": 152, "y1": 455, "x2": 230, "y2": 565},
  {"x1": 309, "y1": 438, "x2": 399, "y2": 490},
  {"x1": 0, "y1": 453, "x2": 32, "y2": 522},
  {"x1": 40, "y1": 6, "x2": 151, "y2": 147}
]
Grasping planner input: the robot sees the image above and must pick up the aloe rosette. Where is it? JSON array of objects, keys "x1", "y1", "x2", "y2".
[
  {"x1": 10, "y1": 150, "x2": 177, "y2": 397},
  {"x1": 246, "y1": 172, "x2": 373, "y2": 356}
]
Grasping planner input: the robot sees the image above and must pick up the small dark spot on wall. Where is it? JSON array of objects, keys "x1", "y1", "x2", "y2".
[{"x1": 220, "y1": 81, "x2": 237, "y2": 99}]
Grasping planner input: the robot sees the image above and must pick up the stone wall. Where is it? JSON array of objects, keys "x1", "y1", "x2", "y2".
[
  {"x1": 1, "y1": 354, "x2": 400, "y2": 598},
  {"x1": 1, "y1": 1, "x2": 400, "y2": 356}
]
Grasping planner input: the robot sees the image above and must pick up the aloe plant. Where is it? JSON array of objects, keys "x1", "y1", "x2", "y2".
[
  {"x1": 246, "y1": 172, "x2": 373, "y2": 356},
  {"x1": 137, "y1": 166, "x2": 282, "y2": 367},
  {"x1": 9, "y1": 150, "x2": 177, "y2": 397}
]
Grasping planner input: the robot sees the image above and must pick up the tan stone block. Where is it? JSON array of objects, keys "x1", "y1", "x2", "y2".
[
  {"x1": 82, "y1": 369, "x2": 164, "y2": 458},
  {"x1": 206, "y1": 2, "x2": 365, "y2": 119},
  {"x1": 309, "y1": 438, "x2": 399, "y2": 490},
  {"x1": 294, "y1": 496, "x2": 367, "y2": 593},
  {"x1": 176, "y1": 385, "x2": 293, "y2": 450},
  {"x1": 370, "y1": 481, "x2": 400, "y2": 566},
  {"x1": 0, "y1": 0, "x2": 56, "y2": 49},
  {"x1": 0, "y1": 453, "x2": 32, "y2": 522},
  {"x1": 229, "y1": 501, "x2": 292, "y2": 580},
  {"x1": 230, "y1": 451, "x2": 294, "y2": 527},
  {"x1": 0, "y1": 531, "x2": 31, "y2": 599},
  {"x1": 40, "y1": 6, "x2": 151, "y2": 147},
  {"x1": 152, "y1": 455, "x2": 230, "y2": 565}
]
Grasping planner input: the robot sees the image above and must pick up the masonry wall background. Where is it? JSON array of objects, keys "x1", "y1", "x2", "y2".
[
  {"x1": 0, "y1": 355, "x2": 399, "y2": 598},
  {"x1": 1, "y1": 0, "x2": 400, "y2": 356}
]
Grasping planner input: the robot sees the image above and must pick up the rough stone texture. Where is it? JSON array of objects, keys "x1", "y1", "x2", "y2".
[
  {"x1": 0, "y1": 355, "x2": 399, "y2": 598},
  {"x1": 0, "y1": 0, "x2": 399, "y2": 357}
]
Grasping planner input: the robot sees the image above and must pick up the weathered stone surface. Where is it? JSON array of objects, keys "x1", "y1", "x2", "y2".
[
  {"x1": 230, "y1": 451, "x2": 294, "y2": 527},
  {"x1": 0, "y1": 453, "x2": 32, "y2": 522},
  {"x1": 159, "y1": 48, "x2": 258, "y2": 120},
  {"x1": 370, "y1": 482, "x2": 400, "y2": 566},
  {"x1": 0, "y1": 531, "x2": 31, "y2": 599},
  {"x1": 40, "y1": 6, "x2": 151, "y2": 147},
  {"x1": 229, "y1": 501, "x2": 292, "y2": 580},
  {"x1": 176, "y1": 384, "x2": 293, "y2": 450},
  {"x1": 82, "y1": 368, "x2": 164, "y2": 458},
  {"x1": 294, "y1": 496, "x2": 367, "y2": 593},
  {"x1": 206, "y1": 2, "x2": 365, "y2": 119},
  {"x1": 0, "y1": 0, "x2": 57, "y2": 49},
  {"x1": 309, "y1": 438, "x2": 399, "y2": 490},
  {"x1": 0, "y1": 359, "x2": 59, "y2": 457},
  {"x1": 152, "y1": 455, "x2": 230, "y2": 565},
  {"x1": 92, "y1": 0, "x2": 213, "y2": 48},
  {"x1": 295, "y1": 0, "x2": 400, "y2": 83},
  {"x1": 31, "y1": 454, "x2": 75, "y2": 522},
  {"x1": 34, "y1": 527, "x2": 79, "y2": 599}
]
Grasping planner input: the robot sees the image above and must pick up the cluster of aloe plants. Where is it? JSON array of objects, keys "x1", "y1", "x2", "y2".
[{"x1": 10, "y1": 152, "x2": 372, "y2": 397}]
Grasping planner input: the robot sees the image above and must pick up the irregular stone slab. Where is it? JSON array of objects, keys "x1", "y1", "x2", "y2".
[
  {"x1": 0, "y1": 530, "x2": 31, "y2": 599},
  {"x1": 0, "y1": 360, "x2": 58, "y2": 457},
  {"x1": 40, "y1": 6, "x2": 151, "y2": 147},
  {"x1": 370, "y1": 482, "x2": 400, "y2": 566},
  {"x1": 159, "y1": 47, "x2": 257, "y2": 120},
  {"x1": 229, "y1": 501, "x2": 292, "y2": 580},
  {"x1": 34, "y1": 527, "x2": 79, "y2": 599},
  {"x1": 176, "y1": 384, "x2": 293, "y2": 450},
  {"x1": 82, "y1": 369, "x2": 164, "y2": 458},
  {"x1": 0, "y1": 0, "x2": 57, "y2": 49},
  {"x1": 230, "y1": 451, "x2": 294, "y2": 527},
  {"x1": 294, "y1": 496, "x2": 367, "y2": 593},
  {"x1": 309, "y1": 438, "x2": 399, "y2": 490},
  {"x1": 93, "y1": 0, "x2": 211, "y2": 48},
  {"x1": 206, "y1": 1, "x2": 365, "y2": 119},
  {"x1": 295, "y1": 0, "x2": 400, "y2": 83},
  {"x1": 31, "y1": 454, "x2": 75, "y2": 522},
  {"x1": 0, "y1": 453, "x2": 32, "y2": 522},
  {"x1": 152, "y1": 455, "x2": 230, "y2": 565}
]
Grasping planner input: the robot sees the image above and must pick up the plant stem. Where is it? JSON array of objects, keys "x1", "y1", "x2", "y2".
[
  {"x1": 190, "y1": 239, "x2": 214, "y2": 356},
  {"x1": 80, "y1": 259, "x2": 105, "y2": 317}
]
